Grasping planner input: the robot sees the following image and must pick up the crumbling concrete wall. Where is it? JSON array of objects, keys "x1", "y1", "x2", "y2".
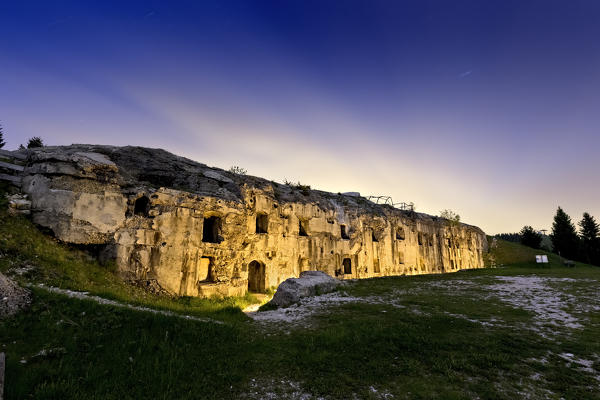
[{"x1": 20, "y1": 145, "x2": 488, "y2": 297}]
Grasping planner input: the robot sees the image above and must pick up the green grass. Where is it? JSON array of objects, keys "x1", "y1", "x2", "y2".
[
  {"x1": 0, "y1": 200, "x2": 260, "y2": 323},
  {"x1": 1, "y1": 195, "x2": 599, "y2": 399}
]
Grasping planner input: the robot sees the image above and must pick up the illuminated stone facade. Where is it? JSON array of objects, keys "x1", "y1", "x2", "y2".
[{"x1": 21, "y1": 145, "x2": 488, "y2": 297}]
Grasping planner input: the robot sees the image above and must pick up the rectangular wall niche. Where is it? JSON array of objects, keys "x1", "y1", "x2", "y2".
[
  {"x1": 398, "y1": 251, "x2": 405, "y2": 264},
  {"x1": 202, "y1": 216, "x2": 221, "y2": 243},
  {"x1": 299, "y1": 219, "x2": 309, "y2": 237},
  {"x1": 373, "y1": 258, "x2": 380, "y2": 273},
  {"x1": 341, "y1": 225, "x2": 349, "y2": 240},
  {"x1": 256, "y1": 213, "x2": 268, "y2": 234},
  {"x1": 198, "y1": 257, "x2": 213, "y2": 282},
  {"x1": 343, "y1": 258, "x2": 352, "y2": 274}
]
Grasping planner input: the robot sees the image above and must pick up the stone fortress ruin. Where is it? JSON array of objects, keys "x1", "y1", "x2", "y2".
[{"x1": 16, "y1": 145, "x2": 487, "y2": 297}]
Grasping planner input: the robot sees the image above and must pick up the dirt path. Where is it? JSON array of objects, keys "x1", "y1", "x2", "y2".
[{"x1": 35, "y1": 284, "x2": 224, "y2": 325}]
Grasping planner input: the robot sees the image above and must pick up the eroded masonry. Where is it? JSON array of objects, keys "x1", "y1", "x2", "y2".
[{"x1": 19, "y1": 145, "x2": 488, "y2": 297}]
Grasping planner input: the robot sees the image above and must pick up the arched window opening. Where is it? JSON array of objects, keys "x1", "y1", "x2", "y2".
[
  {"x1": 134, "y1": 196, "x2": 150, "y2": 217},
  {"x1": 341, "y1": 225, "x2": 350, "y2": 240}
]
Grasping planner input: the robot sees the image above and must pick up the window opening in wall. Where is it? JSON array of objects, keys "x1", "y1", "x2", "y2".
[
  {"x1": 134, "y1": 196, "x2": 150, "y2": 216},
  {"x1": 299, "y1": 219, "x2": 309, "y2": 236},
  {"x1": 255, "y1": 213, "x2": 268, "y2": 234},
  {"x1": 341, "y1": 225, "x2": 350, "y2": 240},
  {"x1": 202, "y1": 216, "x2": 221, "y2": 243},
  {"x1": 395, "y1": 227, "x2": 405, "y2": 240},
  {"x1": 372, "y1": 229, "x2": 378, "y2": 242},
  {"x1": 373, "y1": 258, "x2": 380, "y2": 273},
  {"x1": 343, "y1": 258, "x2": 352, "y2": 274}
]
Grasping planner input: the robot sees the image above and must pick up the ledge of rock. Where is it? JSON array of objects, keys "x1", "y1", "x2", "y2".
[
  {"x1": 0, "y1": 272, "x2": 32, "y2": 318},
  {"x1": 268, "y1": 271, "x2": 343, "y2": 308}
]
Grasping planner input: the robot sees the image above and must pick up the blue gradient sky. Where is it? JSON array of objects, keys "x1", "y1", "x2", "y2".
[{"x1": 1, "y1": 1, "x2": 599, "y2": 234}]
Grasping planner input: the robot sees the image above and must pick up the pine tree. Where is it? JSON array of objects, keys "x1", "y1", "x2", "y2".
[
  {"x1": 26, "y1": 136, "x2": 44, "y2": 148},
  {"x1": 550, "y1": 207, "x2": 579, "y2": 260},
  {"x1": 0, "y1": 123, "x2": 5, "y2": 149},
  {"x1": 579, "y1": 212, "x2": 600, "y2": 266},
  {"x1": 519, "y1": 226, "x2": 542, "y2": 249}
]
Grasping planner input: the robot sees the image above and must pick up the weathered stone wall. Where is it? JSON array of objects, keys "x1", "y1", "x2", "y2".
[{"x1": 20, "y1": 145, "x2": 488, "y2": 297}]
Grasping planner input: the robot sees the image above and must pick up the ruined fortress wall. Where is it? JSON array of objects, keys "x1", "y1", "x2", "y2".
[{"x1": 20, "y1": 145, "x2": 488, "y2": 297}]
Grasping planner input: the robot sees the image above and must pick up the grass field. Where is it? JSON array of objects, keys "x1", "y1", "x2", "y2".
[{"x1": 1, "y1": 196, "x2": 599, "y2": 399}]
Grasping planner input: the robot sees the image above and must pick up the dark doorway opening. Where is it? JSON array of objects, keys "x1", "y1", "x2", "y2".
[
  {"x1": 343, "y1": 258, "x2": 352, "y2": 274},
  {"x1": 248, "y1": 260, "x2": 266, "y2": 292}
]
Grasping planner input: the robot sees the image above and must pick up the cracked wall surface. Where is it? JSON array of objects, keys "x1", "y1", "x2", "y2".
[{"x1": 20, "y1": 145, "x2": 488, "y2": 297}]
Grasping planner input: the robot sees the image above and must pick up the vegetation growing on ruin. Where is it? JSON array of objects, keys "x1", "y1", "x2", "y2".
[
  {"x1": 1, "y1": 194, "x2": 599, "y2": 399},
  {"x1": 0, "y1": 195, "x2": 258, "y2": 323}
]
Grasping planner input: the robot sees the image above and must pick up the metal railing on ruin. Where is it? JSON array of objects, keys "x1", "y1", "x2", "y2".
[{"x1": 365, "y1": 195, "x2": 414, "y2": 211}]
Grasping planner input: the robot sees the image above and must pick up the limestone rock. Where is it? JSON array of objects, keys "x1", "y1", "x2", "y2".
[
  {"x1": 6, "y1": 193, "x2": 31, "y2": 215},
  {"x1": 16, "y1": 144, "x2": 488, "y2": 298},
  {"x1": 269, "y1": 271, "x2": 342, "y2": 308},
  {"x1": 0, "y1": 272, "x2": 31, "y2": 317}
]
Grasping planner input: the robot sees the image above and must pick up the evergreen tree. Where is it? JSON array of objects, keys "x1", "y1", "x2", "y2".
[
  {"x1": 26, "y1": 136, "x2": 44, "y2": 148},
  {"x1": 579, "y1": 212, "x2": 600, "y2": 265},
  {"x1": 550, "y1": 207, "x2": 579, "y2": 260},
  {"x1": 496, "y1": 233, "x2": 521, "y2": 243},
  {"x1": 519, "y1": 226, "x2": 542, "y2": 249},
  {"x1": 0, "y1": 123, "x2": 5, "y2": 149}
]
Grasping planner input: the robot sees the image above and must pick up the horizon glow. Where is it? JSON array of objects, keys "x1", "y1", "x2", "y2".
[{"x1": 1, "y1": 1, "x2": 599, "y2": 234}]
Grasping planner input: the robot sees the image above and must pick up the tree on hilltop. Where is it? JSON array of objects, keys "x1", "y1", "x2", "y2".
[
  {"x1": 0, "y1": 123, "x2": 5, "y2": 149},
  {"x1": 519, "y1": 226, "x2": 542, "y2": 249},
  {"x1": 440, "y1": 209, "x2": 460, "y2": 227},
  {"x1": 27, "y1": 137, "x2": 44, "y2": 148},
  {"x1": 550, "y1": 207, "x2": 579, "y2": 260},
  {"x1": 579, "y1": 212, "x2": 600, "y2": 265}
]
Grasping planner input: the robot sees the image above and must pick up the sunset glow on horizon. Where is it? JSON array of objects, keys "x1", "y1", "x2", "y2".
[{"x1": 2, "y1": 1, "x2": 599, "y2": 234}]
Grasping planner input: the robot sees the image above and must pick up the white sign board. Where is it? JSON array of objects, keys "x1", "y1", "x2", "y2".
[{"x1": 536, "y1": 255, "x2": 549, "y2": 263}]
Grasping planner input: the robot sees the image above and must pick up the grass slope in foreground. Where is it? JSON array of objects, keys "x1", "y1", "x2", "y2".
[{"x1": 1, "y1": 194, "x2": 599, "y2": 399}]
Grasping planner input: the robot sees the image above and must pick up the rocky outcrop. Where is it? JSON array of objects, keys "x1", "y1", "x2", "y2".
[
  {"x1": 0, "y1": 272, "x2": 31, "y2": 317},
  {"x1": 18, "y1": 145, "x2": 488, "y2": 298},
  {"x1": 269, "y1": 271, "x2": 343, "y2": 308}
]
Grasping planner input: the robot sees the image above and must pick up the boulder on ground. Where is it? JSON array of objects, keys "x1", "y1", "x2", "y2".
[
  {"x1": 0, "y1": 272, "x2": 31, "y2": 317},
  {"x1": 268, "y1": 271, "x2": 342, "y2": 308}
]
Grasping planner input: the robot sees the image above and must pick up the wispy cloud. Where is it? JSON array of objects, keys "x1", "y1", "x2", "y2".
[{"x1": 459, "y1": 70, "x2": 472, "y2": 78}]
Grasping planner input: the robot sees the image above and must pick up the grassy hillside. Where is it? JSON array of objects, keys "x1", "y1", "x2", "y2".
[
  {"x1": 0, "y1": 191, "x2": 258, "y2": 323},
  {"x1": 1, "y1": 192, "x2": 599, "y2": 399},
  {"x1": 487, "y1": 236, "x2": 564, "y2": 267}
]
